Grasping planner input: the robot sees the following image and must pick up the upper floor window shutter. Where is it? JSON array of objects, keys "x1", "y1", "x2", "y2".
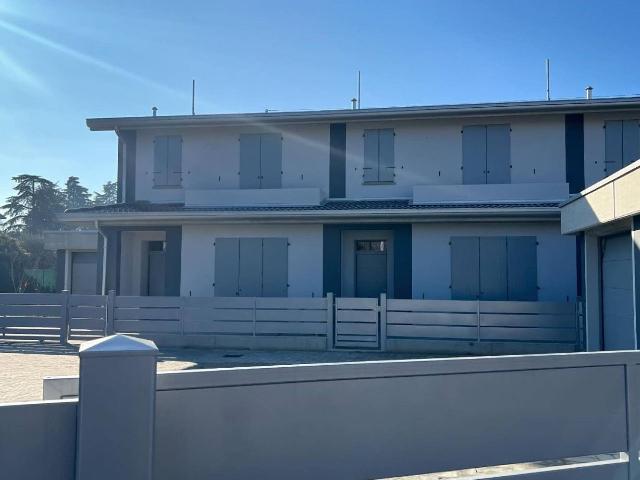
[
  {"x1": 363, "y1": 129, "x2": 395, "y2": 183},
  {"x1": 153, "y1": 135, "x2": 182, "y2": 187},
  {"x1": 622, "y1": 120, "x2": 640, "y2": 167},
  {"x1": 378, "y1": 128, "x2": 395, "y2": 182},
  {"x1": 462, "y1": 125, "x2": 510, "y2": 184},
  {"x1": 462, "y1": 126, "x2": 487, "y2": 185},
  {"x1": 259, "y1": 134, "x2": 282, "y2": 189},
  {"x1": 239, "y1": 134, "x2": 261, "y2": 189},
  {"x1": 486, "y1": 124, "x2": 511, "y2": 184},
  {"x1": 166, "y1": 136, "x2": 182, "y2": 186},
  {"x1": 153, "y1": 136, "x2": 169, "y2": 186},
  {"x1": 363, "y1": 129, "x2": 379, "y2": 183},
  {"x1": 605, "y1": 120, "x2": 623, "y2": 175}
]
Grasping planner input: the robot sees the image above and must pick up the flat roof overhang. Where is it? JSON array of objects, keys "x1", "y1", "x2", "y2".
[
  {"x1": 87, "y1": 97, "x2": 640, "y2": 131},
  {"x1": 561, "y1": 159, "x2": 640, "y2": 235}
]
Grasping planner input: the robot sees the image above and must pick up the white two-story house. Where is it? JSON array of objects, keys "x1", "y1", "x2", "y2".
[{"x1": 58, "y1": 97, "x2": 640, "y2": 306}]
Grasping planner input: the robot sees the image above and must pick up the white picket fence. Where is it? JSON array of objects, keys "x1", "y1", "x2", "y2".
[{"x1": 0, "y1": 292, "x2": 583, "y2": 353}]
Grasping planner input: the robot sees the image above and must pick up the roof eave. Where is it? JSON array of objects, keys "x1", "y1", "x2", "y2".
[{"x1": 86, "y1": 97, "x2": 640, "y2": 131}]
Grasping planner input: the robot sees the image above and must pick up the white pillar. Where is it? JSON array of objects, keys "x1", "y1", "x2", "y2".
[
  {"x1": 633, "y1": 217, "x2": 640, "y2": 349},
  {"x1": 76, "y1": 334, "x2": 158, "y2": 480}
]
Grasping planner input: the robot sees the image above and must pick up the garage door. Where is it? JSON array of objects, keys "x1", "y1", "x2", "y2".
[
  {"x1": 601, "y1": 234, "x2": 635, "y2": 350},
  {"x1": 71, "y1": 252, "x2": 98, "y2": 295}
]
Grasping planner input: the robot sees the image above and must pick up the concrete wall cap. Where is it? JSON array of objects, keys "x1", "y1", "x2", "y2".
[{"x1": 79, "y1": 334, "x2": 158, "y2": 357}]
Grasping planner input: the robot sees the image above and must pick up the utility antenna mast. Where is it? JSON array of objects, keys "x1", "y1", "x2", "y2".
[
  {"x1": 545, "y1": 59, "x2": 551, "y2": 101},
  {"x1": 192, "y1": 79, "x2": 196, "y2": 115},
  {"x1": 357, "y1": 70, "x2": 361, "y2": 109}
]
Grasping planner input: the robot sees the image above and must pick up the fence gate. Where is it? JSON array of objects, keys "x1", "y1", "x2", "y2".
[{"x1": 334, "y1": 297, "x2": 380, "y2": 349}]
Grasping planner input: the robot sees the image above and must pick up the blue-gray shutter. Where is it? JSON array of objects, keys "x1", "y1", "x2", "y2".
[
  {"x1": 462, "y1": 126, "x2": 486, "y2": 184},
  {"x1": 623, "y1": 120, "x2": 640, "y2": 167},
  {"x1": 239, "y1": 134, "x2": 261, "y2": 189},
  {"x1": 378, "y1": 128, "x2": 395, "y2": 182},
  {"x1": 214, "y1": 238, "x2": 239, "y2": 297},
  {"x1": 450, "y1": 237, "x2": 479, "y2": 300},
  {"x1": 486, "y1": 124, "x2": 511, "y2": 184},
  {"x1": 214, "y1": 238, "x2": 240, "y2": 297},
  {"x1": 479, "y1": 237, "x2": 508, "y2": 301},
  {"x1": 261, "y1": 238, "x2": 288, "y2": 297},
  {"x1": 166, "y1": 136, "x2": 182, "y2": 186},
  {"x1": 507, "y1": 236, "x2": 538, "y2": 301},
  {"x1": 363, "y1": 129, "x2": 379, "y2": 183},
  {"x1": 153, "y1": 136, "x2": 168, "y2": 186},
  {"x1": 259, "y1": 133, "x2": 282, "y2": 189},
  {"x1": 238, "y1": 238, "x2": 262, "y2": 297},
  {"x1": 605, "y1": 120, "x2": 623, "y2": 175}
]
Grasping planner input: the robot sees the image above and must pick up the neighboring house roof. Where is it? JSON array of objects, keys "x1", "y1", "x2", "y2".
[
  {"x1": 63, "y1": 199, "x2": 561, "y2": 224},
  {"x1": 87, "y1": 96, "x2": 640, "y2": 131}
]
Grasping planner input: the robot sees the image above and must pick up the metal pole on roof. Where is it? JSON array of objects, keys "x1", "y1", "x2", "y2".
[
  {"x1": 357, "y1": 70, "x2": 361, "y2": 109},
  {"x1": 192, "y1": 79, "x2": 196, "y2": 115},
  {"x1": 545, "y1": 59, "x2": 551, "y2": 101}
]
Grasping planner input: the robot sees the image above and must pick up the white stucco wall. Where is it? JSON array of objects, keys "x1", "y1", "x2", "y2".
[
  {"x1": 345, "y1": 115, "x2": 566, "y2": 199},
  {"x1": 180, "y1": 224, "x2": 323, "y2": 298},
  {"x1": 411, "y1": 221, "x2": 577, "y2": 302},
  {"x1": 584, "y1": 111, "x2": 640, "y2": 188},
  {"x1": 135, "y1": 124, "x2": 329, "y2": 203}
]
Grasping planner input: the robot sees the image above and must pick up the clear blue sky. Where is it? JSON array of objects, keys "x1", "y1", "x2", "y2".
[{"x1": 1, "y1": 0, "x2": 639, "y2": 203}]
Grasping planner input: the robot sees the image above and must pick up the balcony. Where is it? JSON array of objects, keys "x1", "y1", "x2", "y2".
[
  {"x1": 412, "y1": 182, "x2": 570, "y2": 205},
  {"x1": 185, "y1": 187, "x2": 326, "y2": 207}
]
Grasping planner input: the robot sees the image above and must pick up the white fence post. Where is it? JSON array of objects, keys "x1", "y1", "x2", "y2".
[
  {"x1": 60, "y1": 290, "x2": 70, "y2": 344},
  {"x1": 379, "y1": 293, "x2": 387, "y2": 352},
  {"x1": 326, "y1": 293, "x2": 334, "y2": 351},
  {"x1": 75, "y1": 334, "x2": 158, "y2": 480},
  {"x1": 106, "y1": 290, "x2": 116, "y2": 335}
]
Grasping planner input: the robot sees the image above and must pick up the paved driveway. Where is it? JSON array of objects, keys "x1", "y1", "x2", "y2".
[{"x1": 0, "y1": 340, "x2": 439, "y2": 403}]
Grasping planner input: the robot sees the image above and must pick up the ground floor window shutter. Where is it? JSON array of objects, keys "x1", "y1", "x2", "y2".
[
  {"x1": 215, "y1": 237, "x2": 288, "y2": 297},
  {"x1": 451, "y1": 236, "x2": 537, "y2": 301}
]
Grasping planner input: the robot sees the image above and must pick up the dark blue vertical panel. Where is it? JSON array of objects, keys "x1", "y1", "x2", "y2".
[
  {"x1": 119, "y1": 130, "x2": 137, "y2": 203},
  {"x1": 565, "y1": 114, "x2": 585, "y2": 194},
  {"x1": 164, "y1": 227, "x2": 182, "y2": 296},
  {"x1": 393, "y1": 224, "x2": 412, "y2": 299},
  {"x1": 100, "y1": 227, "x2": 121, "y2": 295},
  {"x1": 480, "y1": 237, "x2": 508, "y2": 300},
  {"x1": 329, "y1": 124, "x2": 346, "y2": 198}
]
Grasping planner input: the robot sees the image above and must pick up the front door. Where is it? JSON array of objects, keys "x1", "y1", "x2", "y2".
[{"x1": 355, "y1": 240, "x2": 388, "y2": 298}]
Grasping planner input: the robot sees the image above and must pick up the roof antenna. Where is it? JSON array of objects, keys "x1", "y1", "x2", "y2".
[
  {"x1": 545, "y1": 59, "x2": 551, "y2": 101},
  {"x1": 357, "y1": 70, "x2": 361, "y2": 109},
  {"x1": 191, "y1": 79, "x2": 196, "y2": 115}
]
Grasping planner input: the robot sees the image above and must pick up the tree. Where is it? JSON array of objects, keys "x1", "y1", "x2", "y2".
[
  {"x1": 0, "y1": 232, "x2": 28, "y2": 292},
  {"x1": 2, "y1": 175, "x2": 65, "y2": 234},
  {"x1": 64, "y1": 176, "x2": 91, "y2": 210},
  {"x1": 93, "y1": 181, "x2": 118, "y2": 206}
]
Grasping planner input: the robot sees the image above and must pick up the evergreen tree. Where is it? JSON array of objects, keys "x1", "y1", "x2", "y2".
[
  {"x1": 2, "y1": 175, "x2": 64, "y2": 234},
  {"x1": 93, "y1": 181, "x2": 118, "y2": 205},
  {"x1": 64, "y1": 176, "x2": 91, "y2": 209}
]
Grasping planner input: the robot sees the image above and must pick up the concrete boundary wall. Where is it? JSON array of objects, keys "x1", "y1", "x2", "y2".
[{"x1": 35, "y1": 343, "x2": 640, "y2": 479}]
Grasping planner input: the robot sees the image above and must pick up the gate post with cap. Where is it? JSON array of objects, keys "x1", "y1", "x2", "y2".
[{"x1": 75, "y1": 334, "x2": 158, "y2": 480}]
